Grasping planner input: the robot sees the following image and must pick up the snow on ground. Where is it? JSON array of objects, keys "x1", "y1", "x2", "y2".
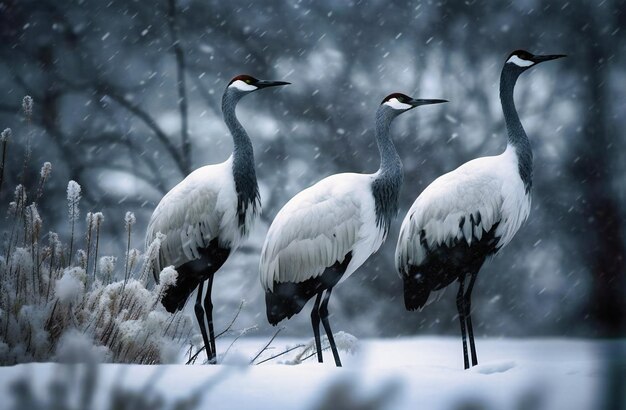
[{"x1": 0, "y1": 337, "x2": 623, "y2": 410}]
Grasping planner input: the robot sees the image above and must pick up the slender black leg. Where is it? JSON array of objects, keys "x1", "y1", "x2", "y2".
[
  {"x1": 194, "y1": 281, "x2": 212, "y2": 363},
  {"x1": 319, "y1": 287, "x2": 342, "y2": 367},
  {"x1": 311, "y1": 292, "x2": 323, "y2": 363},
  {"x1": 465, "y1": 270, "x2": 479, "y2": 367},
  {"x1": 204, "y1": 274, "x2": 216, "y2": 364},
  {"x1": 456, "y1": 275, "x2": 470, "y2": 370}
]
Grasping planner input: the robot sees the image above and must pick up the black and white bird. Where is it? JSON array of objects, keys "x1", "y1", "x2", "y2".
[
  {"x1": 146, "y1": 75, "x2": 289, "y2": 363},
  {"x1": 260, "y1": 93, "x2": 447, "y2": 366},
  {"x1": 395, "y1": 50, "x2": 565, "y2": 369}
]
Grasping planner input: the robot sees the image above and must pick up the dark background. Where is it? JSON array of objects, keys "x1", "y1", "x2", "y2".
[{"x1": 0, "y1": 0, "x2": 624, "y2": 339}]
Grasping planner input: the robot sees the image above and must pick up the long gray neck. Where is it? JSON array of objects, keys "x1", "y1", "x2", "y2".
[
  {"x1": 222, "y1": 91, "x2": 254, "y2": 161},
  {"x1": 222, "y1": 90, "x2": 259, "y2": 232},
  {"x1": 500, "y1": 66, "x2": 533, "y2": 193},
  {"x1": 372, "y1": 108, "x2": 403, "y2": 231}
]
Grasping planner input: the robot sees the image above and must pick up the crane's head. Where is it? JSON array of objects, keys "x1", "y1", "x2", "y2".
[
  {"x1": 505, "y1": 50, "x2": 566, "y2": 73},
  {"x1": 226, "y1": 74, "x2": 290, "y2": 94},
  {"x1": 380, "y1": 93, "x2": 447, "y2": 116}
]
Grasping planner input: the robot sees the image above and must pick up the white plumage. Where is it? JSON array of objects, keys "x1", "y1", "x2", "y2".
[
  {"x1": 396, "y1": 146, "x2": 531, "y2": 271},
  {"x1": 144, "y1": 74, "x2": 287, "y2": 365},
  {"x1": 395, "y1": 49, "x2": 563, "y2": 370},
  {"x1": 260, "y1": 91, "x2": 444, "y2": 367},
  {"x1": 260, "y1": 172, "x2": 385, "y2": 291},
  {"x1": 146, "y1": 156, "x2": 259, "y2": 274}
]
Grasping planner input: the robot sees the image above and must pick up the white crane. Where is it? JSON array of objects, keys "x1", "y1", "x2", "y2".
[
  {"x1": 146, "y1": 75, "x2": 289, "y2": 363},
  {"x1": 260, "y1": 93, "x2": 446, "y2": 366},
  {"x1": 395, "y1": 50, "x2": 565, "y2": 369}
]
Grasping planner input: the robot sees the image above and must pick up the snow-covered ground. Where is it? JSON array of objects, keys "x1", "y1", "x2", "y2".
[{"x1": 1, "y1": 337, "x2": 623, "y2": 410}]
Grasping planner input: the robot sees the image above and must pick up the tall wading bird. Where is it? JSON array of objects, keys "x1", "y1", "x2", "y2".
[
  {"x1": 395, "y1": 50, "x2": 565, "y2": 369},
  {"x1": 260, "y1": 94, "x2": 447, "y2": 366},
  {"x1": 146, "y1": 75, "x2": 289, "y2": 363}
]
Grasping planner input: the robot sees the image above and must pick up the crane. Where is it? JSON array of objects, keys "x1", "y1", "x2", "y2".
[
  {"x1": 260, "y1": 93, "x2": 446, "y2": 366},
  {"x1": 395, "y1": 50, "x2": 565, "y2": 369},
  {"x1": 146, "y1": 75, "x2": 289, "y2": 363}
]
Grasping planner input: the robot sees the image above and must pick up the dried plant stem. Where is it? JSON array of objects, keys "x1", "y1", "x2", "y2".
[
  {"x1": 85, "y1": 214, "x2": 93, "y2": 277},
  {"x1": 120, "y1": 220, "x2": 132, "y2": 299},
  {"x1": 28, "y1": 210, "x2": 37, "y2": 299},
  {"x1": 68, "y1": 203, "x2": 76, "y2": 264},
  {"x1": 20, "y1": 124, "x2": 31, "y2": 190},
  {"x1": 123, "y1": 227, "x2": 131, "y2": 284},
  {"x1": 45, "y1": 252, "x2": 55, "y2": 302},
  {"x1": 92, "y1": 220, "x2": 101, "y2": 279},
  {"x1": 5, "y1": 189, "x2": 25, "y2": 261}
]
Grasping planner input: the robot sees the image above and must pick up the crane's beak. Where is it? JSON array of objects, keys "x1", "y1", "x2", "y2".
[
  {"x1": 532, "y1": 54, "x2": 567, "y2": 63},
  {"x1": 408, "y1": 98, "x2": 448, "y2": 108},
  {"x1": 256, "y1": 80, "x2": 291, "y2": 89}
]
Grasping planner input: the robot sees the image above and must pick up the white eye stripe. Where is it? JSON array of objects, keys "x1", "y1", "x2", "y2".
[
  {"x1": 229, "y1": 80, "x2": 258, "y2": 91},
  {"x1": 384, "y1": 98, "x2": 412, "y2": 110},
  {"x1": 507, "y1": 55, "x2": 534, "y2": 67}
]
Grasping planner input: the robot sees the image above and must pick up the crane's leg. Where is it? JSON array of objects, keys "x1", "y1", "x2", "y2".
[
  {"x1": 194, "y1": 281, "x2": 213, "y2": 363},
  {"x1": 311, "y1": 292, "x2": 323, "y2": 363},
  {"x1": 456, "y1": 275, "x2": 470, "y2": 370},
  {"x1": 464, "y1": 270, "x2": 479, "y2": 367},
  {"x1": 320, "y1": 287, "x2": 342, "y2": 367},
  {"x1": 204, "y1": 274, "x2": 216, "y2": 364}
]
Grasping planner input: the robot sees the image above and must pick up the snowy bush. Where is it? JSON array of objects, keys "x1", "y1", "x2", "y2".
[{"x1": 0, "y1": 118, "x2": 195, "y2": 364}]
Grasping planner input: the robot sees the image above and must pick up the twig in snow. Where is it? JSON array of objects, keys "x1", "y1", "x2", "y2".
[
  {"x1": 185, "y1": 300, "x2": 246, "y2": 365},
  {"x1": 215, "y1": 299, "x2": 245, "y2": 338},
  {"x1": 254, "y1": 344, "x2": 306, "y2": 365},
  {"x1": 220, "y1": 325, "x2": 257, "y2": 362},
  {"x1": 249, "y1": 327, "x2": 283, "y2": 365}
]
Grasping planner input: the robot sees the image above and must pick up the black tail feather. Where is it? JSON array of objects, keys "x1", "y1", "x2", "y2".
[
  {"x1": 162, "y1": 273, "x2": 201, "y2": 313},
  {"x1": 403, "y1": 272, "x2": 431, "y2": 311},
  {"x1": 266, "y1": 282, "x2": 318, "y2": 325},
  {"x1": 161, "y1": 240, "x2": 230, "y2": 314},
  {"x1": 265, "y1": 253, "x2": 352, "y2": 325}
]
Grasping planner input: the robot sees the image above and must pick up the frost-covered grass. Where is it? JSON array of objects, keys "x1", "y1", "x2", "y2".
[
  {"x1": 0, "y1": 109, "x2": 195, "y2": 364},
  {"x1": 0, "y1": 178, "x2": 194, "y2": 364}
]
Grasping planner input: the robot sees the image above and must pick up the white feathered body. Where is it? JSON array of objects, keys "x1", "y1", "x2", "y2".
[
  {"x1": 396, "y1": 146, "x2": 531, "y2": 277},
  {"x1": 146, "y1": 156, "x2": 259, "y2": 274},
  {"x1": 260, "y1": 172, "x2": 386, "y2": 292}
]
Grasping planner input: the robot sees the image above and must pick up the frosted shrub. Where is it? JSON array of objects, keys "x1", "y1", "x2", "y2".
[
  {"x1": 0, "y1": 143, "x2": 194, "y2": 364},
  {"x1": 55, "y1": 267, "x2": 86, "y2": 304},
  {"x1": 0, "y1": 200, "x2": 194, "y2": 364}
]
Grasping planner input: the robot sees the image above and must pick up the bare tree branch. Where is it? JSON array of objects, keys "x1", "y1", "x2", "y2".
[
  {"x1": 167, "y1": 0, "x2": 191, "y2": 175},
  {"x1": 97, "y1": 84, "x2": 186, "y2": 176}
]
